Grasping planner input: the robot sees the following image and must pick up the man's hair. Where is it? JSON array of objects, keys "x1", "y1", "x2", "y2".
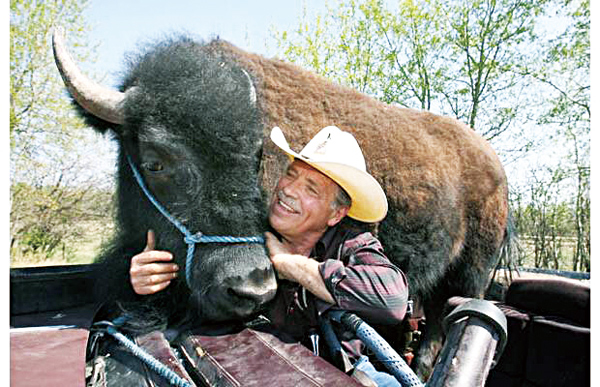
[{"x1": 332, "y1": 186, "x2": 352, "y2": 210}]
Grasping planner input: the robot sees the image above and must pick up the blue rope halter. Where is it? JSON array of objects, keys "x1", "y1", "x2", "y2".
[{"x1": 126, "y1": 154, "x2": 264, "y2": 286}]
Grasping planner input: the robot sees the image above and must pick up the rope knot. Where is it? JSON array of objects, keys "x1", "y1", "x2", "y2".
[{"x1": 184, "y1": 232, "x2": 204, "y2": 244}]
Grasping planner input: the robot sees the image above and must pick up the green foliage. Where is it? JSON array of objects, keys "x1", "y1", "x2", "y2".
[
  {"x1": 273, "y1": 0, "x2": 547, "y2": 141},
  {"x1": 10, "y1": 181, "x2": 115, "y2": 265},
  {"x1": 10, "y1": 0, "x2": 116, "y2": 266},
  {"x1": 511, "y1": 169, "x2": 588, "y2": 271},
  {"x1": 11, "y1": 0, "x2": 92, "y2": 182},
  {"x1": 10, "y1": 0, "x2": 93, "y2": 141},
  {"x1": 532, "y1": 0, "x2": 589, "y2": 272},
  {"x1": 20, "y1": 224, "x2": 62, "y2": 257},
  {"x1": 272, "y1": 0, "x2": 448, "y2": 108},
  {"x1": 442, "y1": 0, "x2": 547, "y2": 135}
]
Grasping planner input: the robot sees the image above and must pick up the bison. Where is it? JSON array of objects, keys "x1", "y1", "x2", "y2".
[{"x1": 53, "y1": 28, "x2": 512, "y2": 379}]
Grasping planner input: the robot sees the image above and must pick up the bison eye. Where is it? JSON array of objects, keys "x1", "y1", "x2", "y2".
[{"x1": 142, "y1": 161, "x2": 164, "y2": 172}]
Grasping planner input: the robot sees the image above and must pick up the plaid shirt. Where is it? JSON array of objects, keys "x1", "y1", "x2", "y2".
[{"x1": 265, "y1": 224, "x2": 409, "y2": 355}]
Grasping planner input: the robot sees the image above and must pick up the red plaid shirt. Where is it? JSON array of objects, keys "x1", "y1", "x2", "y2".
[{"x1": 265, "y1": 224, "x2": 408, "y2": 355}]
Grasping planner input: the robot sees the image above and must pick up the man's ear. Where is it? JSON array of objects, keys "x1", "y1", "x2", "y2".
[{"x1": 327, "y1": 206, "x2": 350, "y2": 227}]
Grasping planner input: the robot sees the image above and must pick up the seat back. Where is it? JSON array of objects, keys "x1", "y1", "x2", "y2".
[{"x1": 486, "y1": 277, "x2": 590, "y2": 387}]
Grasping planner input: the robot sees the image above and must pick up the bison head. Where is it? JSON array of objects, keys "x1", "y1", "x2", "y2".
[{"x1": 52, "y1": 28, "x2": 277, "y2": 324}]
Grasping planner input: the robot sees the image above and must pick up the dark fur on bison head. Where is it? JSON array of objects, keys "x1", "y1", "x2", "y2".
[{"x1": 53, "y1": 31, "x2": 277, "y2": 331}]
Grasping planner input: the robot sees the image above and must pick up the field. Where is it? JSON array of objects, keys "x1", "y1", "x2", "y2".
[
  {"x1": 516, "y1": 235, "x2": 584, "y2": 272},
  {"x1": 10, "y1": 220, "x2": 114, "y2": 268}
]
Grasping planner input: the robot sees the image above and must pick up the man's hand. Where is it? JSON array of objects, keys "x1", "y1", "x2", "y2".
[
  {"x1": 130, "y1": 230, "x2": 179, "y2": 295},
  {"x1": 264, "y1": 232, "x2": 334, "y2": 304},
  {"x1": 264, "y1": 231, "x2": 296, "y2": 281}
]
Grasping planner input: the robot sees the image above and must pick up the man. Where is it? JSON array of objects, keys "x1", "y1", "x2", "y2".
[{"x1": 130, "y1": 126, "x2": 409, "y2": 386}]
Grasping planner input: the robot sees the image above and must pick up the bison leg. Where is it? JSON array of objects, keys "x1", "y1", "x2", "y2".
[
  {"x1": 413, "y1": 243, "x2": 503, "y2": 381},
  {"x1": 412, "y1": 298, "x2": 446, "y2": 381}
]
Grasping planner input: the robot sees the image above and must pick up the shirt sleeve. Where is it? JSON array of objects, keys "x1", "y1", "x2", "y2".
[{"x1": 318, "y1": 233, "x2": 409, "y2": 325}]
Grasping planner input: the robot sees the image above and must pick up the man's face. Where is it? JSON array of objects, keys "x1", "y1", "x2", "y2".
[{"x1": 269, "y1": 160, "x2": 347, "y2": 241}]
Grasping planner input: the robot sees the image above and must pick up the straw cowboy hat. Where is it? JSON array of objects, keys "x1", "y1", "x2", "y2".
[{"x1": 270, "y1": 126, "x2": 388, "y2": 223}]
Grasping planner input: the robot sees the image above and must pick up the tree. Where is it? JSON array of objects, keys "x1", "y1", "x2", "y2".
[
  {"x1": 441, "y1": 0, "x2": 549, "y2": 139},
  {"x1": 521, "y1": 168, "x2": 576, "y2": 269},
  {"x1": 10, "y1": 0, "x2": 115, "y2": 265},
  {"x1": 273, "y1": 1, "x2": 390, "y2": 97},
  {"x1": 11, "y1": 0, "x2": 90, "y2": 144},
  {"x1": 542, "y1": 0, "x2": 589, "y2": 272},
  {"x1": 519, "y1": 0, "x2": 590, "y2": 271},
  {"x1": 272, "y1": 0, "x2": 447, "y2": 109},
  {"x1": 273, "y1": 0, "x2": 548, "y2": 148},
  {"x1": 377, "y1": 0, "x2": 447, "y2": 110},
  {"x1": 504, "y1": 0, "x2": 589, "y2": 273}
]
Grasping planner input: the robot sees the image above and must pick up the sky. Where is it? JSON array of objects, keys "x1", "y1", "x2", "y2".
[
  {"x1": 83, "y1": 0, "x2": 329, "y2": 87},
  {"x1": 10, "y1": 0, "x2": 594, "y2": 191},
  {"x1": 3, "y1": 3, "x2": 333, "y2": 379}
]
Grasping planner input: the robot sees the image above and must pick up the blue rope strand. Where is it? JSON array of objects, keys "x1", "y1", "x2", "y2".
[
  {"x1": 126, "y1": 155, "x2": 264, "y2": 286},
  {"x1": 104, "y1": 325, "x2": 193, "y2": 387},
  {"x1": 126, "y1": 155, "x2": 189, "y2": 238},
  {"x1": 121, "y1": 156, "x2": 265, "y2": 386}
]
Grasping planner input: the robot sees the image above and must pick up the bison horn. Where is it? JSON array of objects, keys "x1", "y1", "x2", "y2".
[{"x1": 52, "y1": 27, "x2": 126, "y2": 125}]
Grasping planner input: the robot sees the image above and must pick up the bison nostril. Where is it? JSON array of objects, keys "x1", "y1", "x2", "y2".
[
  {"x1": 223, "y1": 267, "x2": 277, "y2": 316},
  {"x1": 227, "y1": 284, "x2": 276, "y2": 306}
]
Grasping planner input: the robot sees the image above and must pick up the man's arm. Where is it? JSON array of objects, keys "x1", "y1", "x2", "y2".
[
  {"x1": 265, "y1": 232, "x2": 335, "y2": 304},
  {"x1": 319, "y1": 233, "x2": 409, "y2": 325}
]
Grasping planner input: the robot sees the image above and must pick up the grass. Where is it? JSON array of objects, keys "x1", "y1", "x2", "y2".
[
  {"x1": 10, "y1": 220, "x2": 114, "y2": 268},
  {"x1": 516, "y1": 235, "x2": 583, "y2": 272}
]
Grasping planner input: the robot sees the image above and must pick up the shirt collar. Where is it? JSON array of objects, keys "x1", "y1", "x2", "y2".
[{"x1": 313, "y1": 224, "x2": 341, "y2": 259}]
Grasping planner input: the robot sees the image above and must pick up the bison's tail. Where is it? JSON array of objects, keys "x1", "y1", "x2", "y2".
[
  {"x1": 486, "y1": 210, "x2": 520, "y2": 299},
  {"x1": 499, "y1": 210, "x2": 519, "y2": 272}
]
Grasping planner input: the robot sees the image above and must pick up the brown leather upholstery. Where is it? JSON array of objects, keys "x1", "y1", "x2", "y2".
[
  {"x1": 486, "y1": 277, "x2": 590, "y2": 387},
  {"x1": 179, "y1": 328, "x2": 364, "y2": 386}
]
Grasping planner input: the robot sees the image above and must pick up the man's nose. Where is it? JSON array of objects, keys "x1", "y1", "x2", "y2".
[{"x1": 281, "y1": 179, "x2": 300, "y2": 197}]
